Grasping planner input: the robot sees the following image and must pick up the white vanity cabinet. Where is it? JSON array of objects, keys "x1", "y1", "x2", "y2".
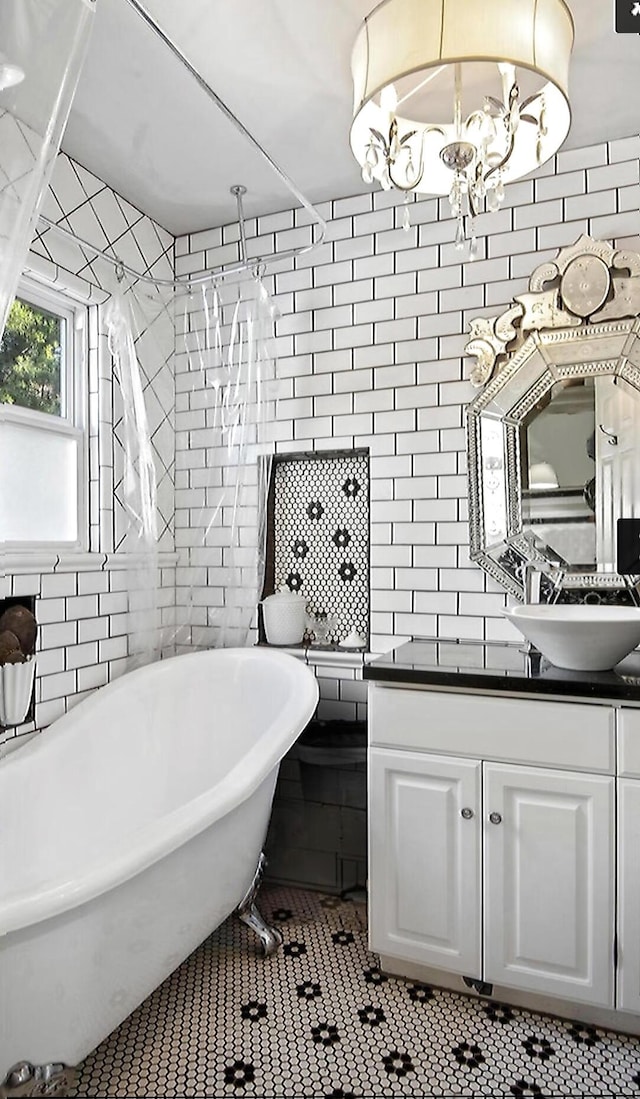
[
  {"x1": 617, "y1": 708, "x2": 640, "y2": 1014},
  {"x1": 482, "y1": 763, "x2": 613, "y2": 1006},
  {"x1": 368, "y1": 682, "x2": 626, "y2": 1017},
  {"x1": 369, "y1": 749, "x2": 482, "y2": 976}
]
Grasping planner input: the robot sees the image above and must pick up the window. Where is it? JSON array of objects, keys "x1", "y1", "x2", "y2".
[{"x1": 0, "y1": 277, "x2": 87, "y2": 549}]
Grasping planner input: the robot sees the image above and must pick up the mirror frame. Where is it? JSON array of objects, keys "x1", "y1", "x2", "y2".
[{"x1": 465, "y1": 235, "x2": 640, "y2": 603}]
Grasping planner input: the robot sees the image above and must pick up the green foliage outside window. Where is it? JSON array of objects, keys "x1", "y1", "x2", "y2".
[{"x1": 0, "y1": 297, "x2": 63, "y2": 415}]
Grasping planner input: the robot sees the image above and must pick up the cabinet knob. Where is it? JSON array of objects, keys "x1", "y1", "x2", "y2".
[
  {"x1": 489, "y1": 811, "x2": 502, "y2": 825},
  {"x1": 460, "y1": 807, "x2": 474, "y2": 820}
]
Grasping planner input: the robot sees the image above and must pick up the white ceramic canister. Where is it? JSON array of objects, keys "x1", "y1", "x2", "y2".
[
  {"x1": 261, "y1": 590, "x2": 308, "y2": 646},
  {"x1": 0, "y1": 657, "x2": 36, "y2": 726}
]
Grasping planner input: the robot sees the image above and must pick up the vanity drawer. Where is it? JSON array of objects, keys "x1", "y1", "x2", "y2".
[
  {"x1": 617, "y1": 708, "x2": 640, "y2": 777},
  {"x1": 368, "y1": 685, "x2": 615, "y2": 773}
]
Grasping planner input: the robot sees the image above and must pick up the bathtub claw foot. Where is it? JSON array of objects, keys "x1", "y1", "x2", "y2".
[
  {"x1": 0, "y1": 1062, "x2": 77, "y2": 1098},
  {"x1": 236, "y1": 852, "x2": 283, "y2": 956}
]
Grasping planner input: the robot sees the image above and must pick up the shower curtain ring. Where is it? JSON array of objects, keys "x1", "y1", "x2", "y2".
[{"x1": 115, "y1": 260, "x2": 125, "y2": 284}]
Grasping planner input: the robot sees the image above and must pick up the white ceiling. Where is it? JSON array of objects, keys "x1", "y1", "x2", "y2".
[{"x1": 61, "y1": 0, "x2": 640, "y2": 236}]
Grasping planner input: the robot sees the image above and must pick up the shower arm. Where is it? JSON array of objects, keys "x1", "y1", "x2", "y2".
[{"x1": 37, "y1": 0, "x2": 327, "y2": 291}]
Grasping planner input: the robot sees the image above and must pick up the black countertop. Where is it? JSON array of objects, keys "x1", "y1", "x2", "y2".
[{"x1": 363, "y1": 638, "x2": 640, "y2": 703}]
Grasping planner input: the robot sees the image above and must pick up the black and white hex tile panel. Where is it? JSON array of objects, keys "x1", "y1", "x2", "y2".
[
  {"x1": 274, "y1": 453, "x2": 369, "y2": 647},
  {"x1": 69, "y1": 886, "x2": 640, "y2": 1098}
]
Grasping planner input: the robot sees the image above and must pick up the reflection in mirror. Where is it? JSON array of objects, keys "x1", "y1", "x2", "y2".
[
  {"x1": 522, "y1": 378, "x2": 596, "y2": 568},
  {"x1": 521, "y1": 376, "x2": 640, "y2": 570}
]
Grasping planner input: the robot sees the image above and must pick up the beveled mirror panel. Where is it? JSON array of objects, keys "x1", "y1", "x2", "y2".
[{"x1": 466, "y1": 235, "x2": 640, "y2": 603}]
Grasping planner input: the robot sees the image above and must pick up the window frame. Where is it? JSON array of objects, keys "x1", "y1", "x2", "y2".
[{"x1": 0, "y1": 275, "x2": 89, "y2": 552}]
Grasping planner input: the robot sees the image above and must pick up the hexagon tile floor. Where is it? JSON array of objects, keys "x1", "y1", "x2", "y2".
[{"x1": 69, "y1": 886, "x2": 640, "y2": 1098}]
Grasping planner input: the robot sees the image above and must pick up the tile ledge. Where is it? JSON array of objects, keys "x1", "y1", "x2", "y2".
[
  {"x1": 0, "y1": 550, "x2": 178, "y2": 576},
  {"x1": 256, "y1": 642, "x2": 370, "y2": 669}
]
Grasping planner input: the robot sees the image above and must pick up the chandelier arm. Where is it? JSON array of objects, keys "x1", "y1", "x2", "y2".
[
  {"x1": 483, "y1": 127, "x2": 515, "y2": 184},
  {"x1": 386, "y1": 125, "x2": 434, "y2": 191}
]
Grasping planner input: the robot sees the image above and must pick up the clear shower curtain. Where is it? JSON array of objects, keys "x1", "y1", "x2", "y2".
[
  {"x1": 107, "y1": 270, "x2": 278, "y2": 665},
  {"x1": 173, "y1": 274, "x2": 278, "y2": 650},
  {"x1": 0, "y1": 0, "x2": 95, "y2": 336},
  {"x1": 104, "y1": 281, "x2": 166, "y2": 668}
]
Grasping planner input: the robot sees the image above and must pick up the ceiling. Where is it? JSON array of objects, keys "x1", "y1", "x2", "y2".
[{"x1": 61, "y1": 0, "x2": 640, "y2": 236}]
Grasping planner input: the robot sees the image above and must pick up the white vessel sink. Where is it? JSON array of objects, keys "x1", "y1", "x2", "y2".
[{"x1": 503, "y1": 604, "x2": 640, "y2": 672}]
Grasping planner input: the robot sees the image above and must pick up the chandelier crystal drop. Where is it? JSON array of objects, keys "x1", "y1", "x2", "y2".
[{"x1": 350, "y1": 0, "x2": 574, "y2": 259}]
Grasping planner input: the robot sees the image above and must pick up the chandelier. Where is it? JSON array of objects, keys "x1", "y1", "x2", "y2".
[{"x1": 350, "y1": 0, "x2": 574, "y2": 258}]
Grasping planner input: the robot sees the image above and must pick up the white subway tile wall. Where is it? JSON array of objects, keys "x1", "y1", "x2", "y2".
[{"x1": 175, "y1": 136, "x2": 640, "y2": 721}]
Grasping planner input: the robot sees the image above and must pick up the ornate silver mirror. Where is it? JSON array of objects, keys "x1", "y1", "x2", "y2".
[{"x1": 465, "y1": 235, "x2": 640, "y2": 603}]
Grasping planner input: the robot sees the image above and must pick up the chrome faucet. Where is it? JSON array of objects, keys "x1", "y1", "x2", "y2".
[{"x1": 519, "y1": 559, "x2": 564, "y2": 604}]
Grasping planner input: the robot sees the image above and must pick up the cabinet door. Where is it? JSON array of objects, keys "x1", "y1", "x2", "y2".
[
  {"x1": 369, "y1": 748, "x2": 481, "y2": 975},
  {"x1": 618, "y1": 779, "x2": 640, "y2": 1013},
  {"x1": 484, "y1": 763, "x2": 614, "y2": 1007}
]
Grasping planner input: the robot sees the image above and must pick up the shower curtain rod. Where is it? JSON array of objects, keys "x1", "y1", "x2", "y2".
[
  {"x1": 37, "y1": 182, "x2": 303, "y2": 291},
  {"x1": 37, "y1": 0, "x2": 327, "y2": 290}
]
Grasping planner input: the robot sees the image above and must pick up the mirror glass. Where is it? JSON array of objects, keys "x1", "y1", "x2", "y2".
[{"x1": 521, "y1": 376, "x2": 640, "y2": 570}]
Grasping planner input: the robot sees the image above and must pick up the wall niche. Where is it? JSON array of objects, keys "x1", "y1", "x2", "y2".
[{"x1": 262, "y1": 449, "x2": 370, "y2": 648}]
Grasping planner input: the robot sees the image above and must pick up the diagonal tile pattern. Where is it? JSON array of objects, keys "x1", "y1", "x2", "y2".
[
  {"x1": 70, "y1": 886, "x2": 640, "y2": 1098},
  {"x1": 31, "y1": 152, "x2": 176, "y2": 555}
]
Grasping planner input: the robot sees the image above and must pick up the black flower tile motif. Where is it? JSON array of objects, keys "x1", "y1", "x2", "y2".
[
  {"x1": 358, "y1": 1005, "x2": 386, "y2": 1027},
  {"x1": 510, "y1": 1079, "x2": 544, "y2": 1097},
  {"x1": 69, "y1": 885, "x2": 640, "y2": 1099},
  {"x1": 363, "y1": 966, "x2": 388, "y2": 985},
  {"x1": 567, "y1": 1021, "x2": 599, "y2": 1046},
  {"x1": 282, "y1": 940, "x2": 307, "y2": 957},
  {"x1": 325, "y1": 1090, "x2": 355, "y2": 1098},
  {"x1": 522, "y1": 1034, "x2": 555, "y2": 1061},
  {"x1": 342, "y1": 477, "x2": 360, "y2": 499},
  {"x1": 223, "y1": 1060, "x2": 255, "y2": 1089},
  {"x1": 273, "y1": 453, "x2": 369, "y2": 646},
  {"x1": 240, "y1": 1000, "x2": 267, "y2": 1022},
  {"x1": 483, "y1": 1001, "x2": 516, "y2": 1025},
  {"x1": 270, "y1": 907, "x2": 293, "y2": 922},
  {"x1": 296, "y1": 980, "x2": 322, "y2": 1000},
  {"x1": 407, "y1": 982, "x2": 433, "y2": 1003},
  {"x1": 311, "y1": 1022, "x2": 341, "y2": 1047},
  {"x1": 381, "y1": 1050, "x2": 414, "y2": 1079},
  {"x1": 285, "y1": 571, "x2": 302, "y2": 592},
  {"x1": 452, "y1": 1041, "x2": 486, "y2": 1069},
  {"x1": 332, "y1": 527, "x2": 351, "y2": 549},
  {"x1": 331, "y1": 930, "x2": 355, "y2": 946}
]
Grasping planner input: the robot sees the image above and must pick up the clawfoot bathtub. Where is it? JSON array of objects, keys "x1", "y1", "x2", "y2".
[{"x1": 0, "y1": 647, "x2": 318, "y2": 1097}]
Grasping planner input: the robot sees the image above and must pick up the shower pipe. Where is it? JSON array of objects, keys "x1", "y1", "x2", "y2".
[{"x1": 36, "y1": 0, "x2": 327, "y2": 290}]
